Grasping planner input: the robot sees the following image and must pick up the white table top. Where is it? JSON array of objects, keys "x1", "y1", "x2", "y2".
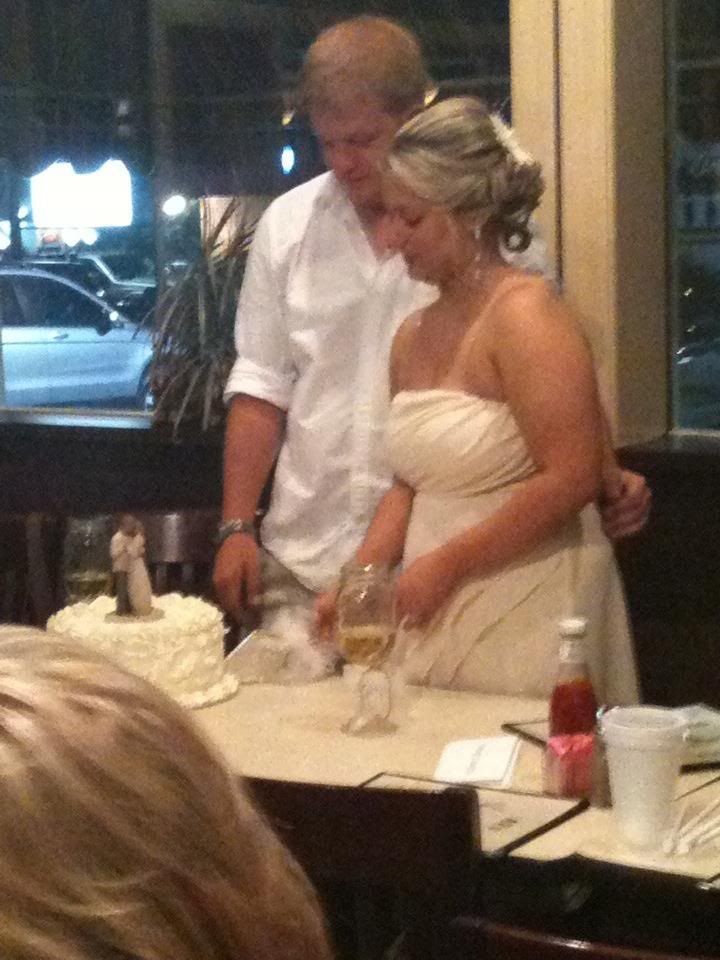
[
  {"x1": 195, "y1": 675, "x2": 720, "y2": 880},
  {"x1": 196, "y1": 675, "x2": 545, "y2": 790}
]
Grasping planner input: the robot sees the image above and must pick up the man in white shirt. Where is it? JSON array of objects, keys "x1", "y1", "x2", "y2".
[{"x1": 214, "y1": 16, "x2": 650, "y2": 671}]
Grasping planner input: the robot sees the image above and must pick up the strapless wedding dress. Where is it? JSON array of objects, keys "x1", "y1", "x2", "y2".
[{"x1": 385, "y1": 389, "x2": 639, "y2": 702}]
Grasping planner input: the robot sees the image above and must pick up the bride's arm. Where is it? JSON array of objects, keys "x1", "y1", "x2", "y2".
[
  {"x1": 314, "y1": 322, "x2": 418, "y2": 639},
  {"x1": 394, "y1": 282, "x2": 603, "y2": 626},
  {"x1": 356, "y1": 479, "x2": 415, "y2": 568}
]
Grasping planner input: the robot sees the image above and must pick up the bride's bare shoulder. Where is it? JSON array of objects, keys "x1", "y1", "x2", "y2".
[{"x1": 488, "y1": 274, "x2": 576, "y2": 340}]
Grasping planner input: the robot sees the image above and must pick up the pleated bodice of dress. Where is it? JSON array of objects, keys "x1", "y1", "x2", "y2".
[{"x1": 383, "y1": 388, "x2": 639, "y2": 703}]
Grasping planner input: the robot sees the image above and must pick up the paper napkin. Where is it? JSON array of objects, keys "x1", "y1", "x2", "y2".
[{"x1": 434, "y1": 736, "x2": 520, "y2": 787}]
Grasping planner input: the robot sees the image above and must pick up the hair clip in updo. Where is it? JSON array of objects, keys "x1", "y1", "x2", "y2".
[
  {"x1": 489, "y1": 114, "x2": 534, "y2": 167},
  {"x1": 504, "y1": 228, "x2": 529, "y2": 252}
]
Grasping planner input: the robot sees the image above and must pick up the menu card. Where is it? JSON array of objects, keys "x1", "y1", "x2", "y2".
[
  {"x1": 675, "y1": 704, "x2": 720, "y2": 766},
  {"x1": 433, "y1": 736, "x2": 521, "y2": 787}
]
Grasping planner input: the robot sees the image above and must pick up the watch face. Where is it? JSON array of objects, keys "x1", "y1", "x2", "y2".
[{"x1": 217, "y1": 520, "x2": 256, "y2": 545}]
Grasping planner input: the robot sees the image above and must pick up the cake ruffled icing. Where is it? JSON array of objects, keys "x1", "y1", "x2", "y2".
[{"x1": 47, "y1": 593, "x2": 238, "y2": 709}]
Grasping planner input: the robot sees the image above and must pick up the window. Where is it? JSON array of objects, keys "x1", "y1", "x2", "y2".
[
  {"x1": 669, "y1": 0, "x2": 720, "y2": 430},
  {"x1": 0, "y1": 0, "x2": 509, "y2": 415}
]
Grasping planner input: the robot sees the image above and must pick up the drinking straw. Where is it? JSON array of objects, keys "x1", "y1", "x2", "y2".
[
  {"x1": 676, "y1": 795, "x2": 720, "y2": 841},
  {"x1": 678, "y1": 810, "x2": 720, "y2": 854},
  {"x1": 662, "y1": 801, "x2": 689, "y2": 855}
]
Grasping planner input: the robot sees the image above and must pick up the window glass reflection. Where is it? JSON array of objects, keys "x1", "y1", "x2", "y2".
[
  {"x1": 670, "y1": 0, "x2": 720, "y2": 429},
  {"x1": 0, "y1": 0, "x2": 509, "y2": 414}
]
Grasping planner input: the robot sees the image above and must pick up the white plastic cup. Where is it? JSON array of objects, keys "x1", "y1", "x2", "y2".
[{"x1": 602, "y1": 706, "x2": 686, "y2": 849}]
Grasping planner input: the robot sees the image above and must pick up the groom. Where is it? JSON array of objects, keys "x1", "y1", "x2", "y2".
[{"x1": 213, "y1": 15, "x2": 650, "y2": 661}]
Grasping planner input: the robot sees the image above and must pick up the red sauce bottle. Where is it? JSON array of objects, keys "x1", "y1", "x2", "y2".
[
  {"x1": 549, "y1": 617, "x2": 597, "y2": 735},
  {"x1": 544, "y1": 617, "x2": 598, "y2": 799}
]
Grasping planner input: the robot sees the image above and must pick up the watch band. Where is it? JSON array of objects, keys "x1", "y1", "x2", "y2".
[{"x1": 215, "y1": 518, "x2": 258, "y2": 547}]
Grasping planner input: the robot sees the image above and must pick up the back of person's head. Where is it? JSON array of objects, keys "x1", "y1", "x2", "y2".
[
  {"x1": 387, "y1": 96, "x2": 545, "y2": 253},
  {"x1": 0, "y1": 633, "x2": 332, "y2": 960},
  {"x1": 298, "y1": 15, "x2": 430, "y2": 116}
]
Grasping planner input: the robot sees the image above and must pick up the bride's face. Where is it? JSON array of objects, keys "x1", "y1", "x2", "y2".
[{"x1": 379, "y1": 176, "x2": 471, "y2": 285}]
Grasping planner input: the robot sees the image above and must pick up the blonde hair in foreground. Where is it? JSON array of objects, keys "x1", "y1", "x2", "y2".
[{"x1": 0, "y1": 633, "x2": 332, "y2": 960}]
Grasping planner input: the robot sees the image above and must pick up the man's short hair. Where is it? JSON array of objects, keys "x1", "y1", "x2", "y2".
[{"x1": 298, "y1": 15, "x2": 430, "y2": 117}]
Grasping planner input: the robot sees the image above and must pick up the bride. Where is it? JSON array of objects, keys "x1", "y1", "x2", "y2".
[{"x1": 318, "y1": 97, "x2": 639, "y2": 704}]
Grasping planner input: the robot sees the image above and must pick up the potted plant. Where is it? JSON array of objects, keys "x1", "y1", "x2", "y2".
[{"x1": 148, "y1": 197, "x2": 255, "y2": 438}]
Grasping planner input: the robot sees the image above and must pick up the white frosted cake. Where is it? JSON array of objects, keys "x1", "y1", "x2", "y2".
[{"x1": 47, "y1": 593, "x2": 238, "y2": 709}]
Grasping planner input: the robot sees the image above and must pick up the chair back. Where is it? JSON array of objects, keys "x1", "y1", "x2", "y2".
[
  {"x1": 135, "y1": 508, "x2": 219, "y2": 597},
  {"x1": 0, "y1": 513, "x2": 60, "y2": 625},
  {"x1": 481, "y1": 920, "x2": 717, "y2": 959},
  {"x1": 248, "y1": 777, "x2": 480, "y2": 960}
]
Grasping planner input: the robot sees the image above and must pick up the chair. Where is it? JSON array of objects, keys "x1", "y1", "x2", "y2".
[
  {"x1": 135, "y1": 508, "x2": 220, "y2": 598},
  {"x1": 247, "y1": 777, "x2": 480, "y2": 960},
  {"x1": 0, "y1": 513, "x2": 61, "y2": 626},
  {"x1": 479, "y1": 920, "x2": 717, "y2": 959}
]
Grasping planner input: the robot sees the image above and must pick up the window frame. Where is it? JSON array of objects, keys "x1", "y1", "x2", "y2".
[{"x1": 1, "y1": 0, "x2": 670, "y2": 442}]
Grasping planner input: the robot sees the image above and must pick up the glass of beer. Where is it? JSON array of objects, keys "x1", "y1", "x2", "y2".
[
  {"x1": 63, "y1": 515, "x2": 113, "y2": 603},
  {"x1": 336, "y1": 562, "x2": 396, "y2": 735}
]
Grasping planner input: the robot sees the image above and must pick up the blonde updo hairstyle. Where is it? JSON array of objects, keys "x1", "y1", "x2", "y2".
[
  {"x1": 0, "y1": 633, "x2": 332, "y2": 960},
  {"x1": 387, "y1": 96, "x2": 544, "y2": 253},
  {"x1": 298, "y1": 15, "x2": 430, "y2": 116}
]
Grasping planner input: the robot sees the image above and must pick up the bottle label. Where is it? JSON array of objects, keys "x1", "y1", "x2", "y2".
[{"x1": 543, "y1": 733, "x2": 595, "y2": 799}]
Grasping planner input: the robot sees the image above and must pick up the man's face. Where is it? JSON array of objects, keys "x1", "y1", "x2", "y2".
[{"x1": 311, "y1": 96, "x2": 407, "y2": 213}]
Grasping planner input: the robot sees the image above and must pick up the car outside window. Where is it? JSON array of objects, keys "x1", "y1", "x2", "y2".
[
  {"x1": 12, "y1": 276, "x2": 108, "y2": 329},
  {"x1": 0, "y1": 278, "x2": 25, "y2": 327}
]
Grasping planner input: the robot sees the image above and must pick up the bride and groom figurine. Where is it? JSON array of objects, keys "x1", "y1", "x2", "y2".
[{"x1": 110, "y1": 515, "x2": 153, "y2": 617}]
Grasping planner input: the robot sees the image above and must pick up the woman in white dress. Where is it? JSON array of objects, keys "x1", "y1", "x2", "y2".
[{"x1": 318, "y1": 97, "x2": 639, "y2": 704}]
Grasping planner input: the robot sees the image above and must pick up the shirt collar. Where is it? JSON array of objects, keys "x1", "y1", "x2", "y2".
[{"x1": 315, "y1": 172, "x2": 348, "y2": 211}]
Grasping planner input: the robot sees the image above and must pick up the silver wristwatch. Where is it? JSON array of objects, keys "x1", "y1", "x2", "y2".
[{"x1": 215, "y1": 518, "x2": 258, "y2": 547}]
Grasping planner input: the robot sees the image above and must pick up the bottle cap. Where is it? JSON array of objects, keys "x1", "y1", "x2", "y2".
[{"x1": 558, "y1": 617, "x2": 588, "y2": 637}]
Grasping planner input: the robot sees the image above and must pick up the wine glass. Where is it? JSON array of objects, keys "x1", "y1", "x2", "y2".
[
  {"x1": 63, "y1": 515, "x2": 113, "y2": 604},
  {"x1": 336, "y1": 562, "x2": 396, "y2": 735}
]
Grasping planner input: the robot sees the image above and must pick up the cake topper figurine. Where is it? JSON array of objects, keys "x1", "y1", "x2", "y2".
[{"x1": 110, "y1": 515, "x2": 153, "y2": 617}]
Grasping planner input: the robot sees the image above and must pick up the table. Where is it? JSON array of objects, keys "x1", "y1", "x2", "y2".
[
  {"x1": 196, "y1": 675, "x2": 544, "y2": 790},
  {"x1": 196, "y1": 676, "x2": 720, "y2": 957},
  {"x1": 197, "y1": 676, "x2": 720, "y2": 872}
]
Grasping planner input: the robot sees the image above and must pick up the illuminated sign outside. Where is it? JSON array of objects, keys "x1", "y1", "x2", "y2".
[{"x1": 30, "y1": 159, "x2": 133, "y2": 228}]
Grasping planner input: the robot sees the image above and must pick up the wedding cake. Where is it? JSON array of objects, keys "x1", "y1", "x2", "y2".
[{"x1": 47, "y1": 593, "x2": 238, "y2": 709}]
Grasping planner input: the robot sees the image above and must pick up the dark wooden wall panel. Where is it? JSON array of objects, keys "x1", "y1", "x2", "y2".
[
  {"x1": 0, "y1": 417, "x2": 222, "y2": 515},
  {"x1": 619, "y1": 436, "x2": 720, "y2": 707}
]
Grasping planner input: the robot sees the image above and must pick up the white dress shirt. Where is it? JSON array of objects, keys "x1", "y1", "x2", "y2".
[{"x1": 224, "y1": 172, "x2": 436, "y2": 592}]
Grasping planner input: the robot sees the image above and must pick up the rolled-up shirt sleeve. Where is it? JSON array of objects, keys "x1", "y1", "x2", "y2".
[{"x1": 224, "y1": 209, "x2": 295, "y2": 410}]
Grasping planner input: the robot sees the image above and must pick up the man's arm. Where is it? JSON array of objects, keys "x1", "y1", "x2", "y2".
[
  {"x1": 215, "y1": 201, "x2": 295, "y2": 621},
  {"x1": 213, "y1": 394, "x2": 285, "y2": 622}
]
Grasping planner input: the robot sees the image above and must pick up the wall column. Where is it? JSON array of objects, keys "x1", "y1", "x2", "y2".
[{"x1": 512, "y1": 0, "x2": 667, "y2": 444}]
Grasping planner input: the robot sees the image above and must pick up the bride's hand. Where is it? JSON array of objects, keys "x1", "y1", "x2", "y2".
[{"x1": 394, "y1": 549, "x2": 458, "y2": 629}]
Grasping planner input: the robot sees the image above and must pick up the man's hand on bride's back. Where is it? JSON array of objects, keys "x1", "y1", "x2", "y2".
[
  {"x1": 599, "y1": 467, "x2": 651, "y2": 540},
  {"x1": 394, "y1": 549, "x2": 458, "y2": 630}
]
